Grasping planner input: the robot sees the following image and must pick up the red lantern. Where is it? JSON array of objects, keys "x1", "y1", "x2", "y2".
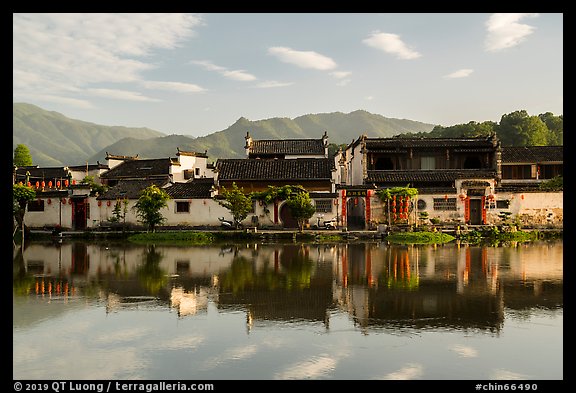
[
  {"x1": 57, "y1": 181, "x2": 61, "y2": 188},
  {"x1": 36, "y1": 181, "x2": 40, "y2": 188},
  {"x1": 27, "y1": 182, "x2": 31, "y2": 187},
  {"x1": 107, "y1": 200, "x2": 111, "y2": 206},
  {"x1": 64, "y1": 180, "x2": 69, "y2": 187},
  {"x1": 98, "y1": 200, "x2": 102, "y2": 206},
  {"x1": 48, "y1": 181, "x2": 52, "y2": 188},
  {"x1": 68, "y1": 198, "x2": 72, "y2": 204},
  {"x1": 521, "y1": 194, "x2": 524, "y2": 200},
  {"x1": 47, "y1": 198, "x2": 51, "y2": 204},
  {"x1": 41, "y1": 181, "x2": 45, "y2": 188},
  {"x1": 444, "y1": 195, "x2": 448, "y2": 201},
  {"x1": 72, "y1": 180, "x2": 76, "y2": 185},
  {"x1": 61, "y1": 198, "x2": 66, "y2": 204}
]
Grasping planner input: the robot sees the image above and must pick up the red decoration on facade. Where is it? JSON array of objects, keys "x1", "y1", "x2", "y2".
[
  {"x1": 98, "y1": 200, "x2": 102, "y2": 206},
  {"x1": 107, "y1": 200, "x2": 111, "y2": 206},
  {"x1": 47, "y1": 198, "x2": 51, "y2": 204}
]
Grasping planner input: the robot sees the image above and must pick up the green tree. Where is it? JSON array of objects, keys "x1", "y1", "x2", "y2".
[
  {"x1": 133, "y1": 185, "x2": 171, "y2": 232},
  {"x1": 13, "y1": 183, "x2": 36, "y2": 238},
  {"x1": 13, "y1": 144, "x2": 33, "y2": 166},
  {"x1": 82, "y1": 175, "x2": 107, "y2": 196},
  {"x1": 285, "y1": 191, "x2": 316, "y2": 232},
  {"x1": 497, "y1": 110, "x2": 549, "y2": 146},
  {"x1": 539, "y1": 112, "x2": 563, "y2": 145},
  {"x1": 216, "y1": 182, "x2": 252, "y2": 228}
]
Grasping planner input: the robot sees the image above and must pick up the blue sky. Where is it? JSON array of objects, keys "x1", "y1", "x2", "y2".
[{"x1": 13, "y1": 13, "x2": 563, "y2": 137}]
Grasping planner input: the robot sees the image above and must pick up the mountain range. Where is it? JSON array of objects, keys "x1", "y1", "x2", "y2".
[{"x1": 13, "y1": 103, "x2": 436, "y2": 167}]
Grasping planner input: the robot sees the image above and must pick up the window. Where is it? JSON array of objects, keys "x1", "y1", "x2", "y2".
[
  {"x1": 496, "y1": 200, "x2": 510, "y2": 209},
  {"x1": 176, "y1": 260, "x2": 190, "y2": 275},
  {"x1": 421, "y1": 156, "x2": 436, "y2": 170},
  {"x1": 195, "y1": 168, "x2": 200, "y2": 176},
  {"x1": 176, "y1": 201, "x2": 190, "y2": 213},
  {"x1": 433, "y1": 198, "x2": 457, "y2": 211},
  {"x1": 27, "y1": 200, "x2": 45, "y2": 212},
  {"x1": 314, "y1": 199, "x2": 333, "y2": 213}
]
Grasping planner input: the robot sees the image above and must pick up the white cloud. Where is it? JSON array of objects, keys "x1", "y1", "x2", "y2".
[
  {"x1": 444, "y1": 69, "x2": 474, "y2": 79},
  {"x1": 268, "y1": 46, "x2": 338, "y2": 70},
  {"x1": 222, "y1": 70, "x2": 257, "y2": 82},
  {"x1": 362, "y1": 32, "x2": 421, "y2": 60},
  {"x1": 141, "y1": 81, "x2": 207, "y2": 93},
  {"x1": 191, "y1": 60, "x2": 257, "y2": 81},
  {"x1": 255, "y1": 81, "x2": 294, "y2": 88},
  {"x1": 13, "y1": 13, "x2": 203, "y2": 106},
  {"x1": 330, "y1": 71, "x2": 352, "y2": 79},
  {"x1": 13, "y1": 93, "x2": 94, "y2": 109},
  {"x1": 485, "y1": 13, "x2": 539, "y2": 52},
  {"x1": 86, "y1": 88, "x2": 161, "y2": 102}
]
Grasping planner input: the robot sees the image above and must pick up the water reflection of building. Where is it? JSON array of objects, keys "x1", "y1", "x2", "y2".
[
  {"x1": 16, "y1": 240, "x2": 562, "y2": 332},
  {"x1": 332, "y1": 242, "x2": 562, "y2": 332}
]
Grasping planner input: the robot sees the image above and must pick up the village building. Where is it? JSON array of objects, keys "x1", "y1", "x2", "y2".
[
  {"x1": 16, "y1": 133, "x2": 562, "y2": 232},
  {"x1": 214, "y1": 132, "x2": 338, "y2": 228},
  {"x1": 335, "y1": 134, "x2": 563, "y2": 229}
]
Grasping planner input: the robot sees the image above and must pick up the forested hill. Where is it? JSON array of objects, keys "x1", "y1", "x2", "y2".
[
  {"x1": 14, "y1": 103, "x2": 562, "y2": 168},
  {"x1": 13, "y1": 103, "x2": 165, "y2": 167},
  {"x1": 13, "y1": 103, "x2": 436, "y2": 166}
]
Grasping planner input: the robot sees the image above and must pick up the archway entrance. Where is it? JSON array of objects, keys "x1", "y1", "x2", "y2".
[
  {"x1": 346, "y1": 197, "x2": 366, "y2": 230},
  {"x1": 279, "y1": 203, "x2": 299, "y2": 229}
]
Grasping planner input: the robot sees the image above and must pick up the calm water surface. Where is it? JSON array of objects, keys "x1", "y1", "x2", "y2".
[{"x1": 13, "y1": 239, "x2": 563, "y2": 380}]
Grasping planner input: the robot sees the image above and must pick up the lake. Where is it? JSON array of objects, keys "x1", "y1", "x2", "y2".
[{"x1": 13, "y1": 238, "x2": 563, "y2": 381}]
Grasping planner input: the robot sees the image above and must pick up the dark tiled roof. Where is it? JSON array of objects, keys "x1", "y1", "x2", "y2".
[
  {"x1": 98, "y1": 179, "x2": 169, "y2": 200},
  {"x1": 364, "y1": 136, "x2": 497, "y2": 150},
  {"x1": 249, "y1": 139, "x2": 325, "y2": 155},
  {"x1": 165, "y1": 179, "x2": 215, "y2": 199},
  {"x1": 68, "y1": 163, "x2": 109, "y2": 171},
  {"x1": 366, "y1": 169, "x2": 497, "y2": 183},
  {"x1": 501, "y1": 146, "x2": 563, "y2": 163},
  {"x1": 216, "y1": 158, "x2": 335, "y2": 181},
  {"x1": 100, "y1": 158, "x2": 173, "y2": 179},
  {"x1": 14, "y1": 166, "x2": 70, "y2": 182},
  {"x1": 176, "y1": 148, "x2": 208, "y2": 158}
]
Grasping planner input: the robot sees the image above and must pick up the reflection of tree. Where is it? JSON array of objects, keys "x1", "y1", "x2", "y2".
[
  {"x1": 13, "y1": 247, "x2": 34, "y2": 296},
  {"x1": 219, "y1": 245, "x2": 315, "y2": 294},
  {"x1": 220, "y1": 256, "x2": 257, "y2": 294},
  {"x1": 280, "y1": 245, "x2": 314, "y2": 290},
  {"x1": 380, "y1": 248, "x2": 419, "y2": 290},
  {"x1": 136, "y1": 245, "x2": 167, "y2": 295}
]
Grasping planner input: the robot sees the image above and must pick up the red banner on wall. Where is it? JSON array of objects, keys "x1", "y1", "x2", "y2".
[{"x1": 341, "y1": 189, "x2": 346, "y2": 226}]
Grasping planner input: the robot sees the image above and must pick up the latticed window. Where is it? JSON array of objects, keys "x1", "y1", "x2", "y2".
[
  {"x1": 314, "y1": 199, "x2": 333, "y2": 213},
  {"x1": 176, "y1": 201, "x2": 190, "y2": 213},
  {"x1": 27, "y1": 200, "x2": 45, "y2": 211},
  {"x1": 433, "y1": 198, "x2": 457, "y2": 211}
]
